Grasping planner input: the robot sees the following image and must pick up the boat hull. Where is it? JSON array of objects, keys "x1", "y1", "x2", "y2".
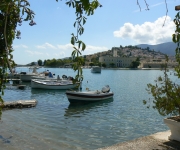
[
  {"x1": 20, "y1": 74, "x2": 39, "y2": 81},
  {"x1": 31, "y1": 80, "x2": 77, "y2": 90},
  {"x1": 91, "y1": 66, "x2": 101, "y2": 73},
  {"x1": 66, "y1": 91, "x2": 114, "y2": 103},
  {"x1": 8, "y1": 73, "x2": 39, "y2": 82}
]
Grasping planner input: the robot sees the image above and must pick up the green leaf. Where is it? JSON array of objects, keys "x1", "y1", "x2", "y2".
[
  {"x1": 73, "y1": 21, "x2": 76, "y2": 27},
  {"x1": 71, "y1": 37, "x2": 75, "y2": 45},
  {"x1": 82, "y1": 42, "x2": 86, "y2": 51},
  {"x1": 172, "y1": 34, "x2": 177, "y2": 43},
  {"x1": 83, "y1": 17, "x2": 86, "y2": 25}
]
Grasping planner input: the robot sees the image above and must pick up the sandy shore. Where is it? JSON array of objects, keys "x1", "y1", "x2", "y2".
[{"x1": 98, "y1": 130, "x2": 180, "y2": 150}]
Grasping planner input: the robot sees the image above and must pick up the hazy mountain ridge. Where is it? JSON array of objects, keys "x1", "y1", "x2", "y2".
[{"x1": 136, "y1": 42, "x2": 176, "y2": 56}]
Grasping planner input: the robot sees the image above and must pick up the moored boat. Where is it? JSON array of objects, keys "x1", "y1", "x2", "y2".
[
  {"x1": 66, "y1": 85, "x2": 113, "y2": 103},
  {"x1": 8, "y1": 67, "x2": 39, "y2": 82},
  {"x1": 91, "y1": 66, "x2": 101, "y2": 73},
  {"x1": 31, "y1": 71, "x2": 56, "y2": 80},
  {"x1": 31, "y1": 79, "x2": 78, "y2": 90}
]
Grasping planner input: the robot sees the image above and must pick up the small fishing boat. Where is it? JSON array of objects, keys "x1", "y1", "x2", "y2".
[
  {"x1": 8, "y1": 67, "x2": 39, "y2": 82},
  {"x1": 31, "y1": 71, "x2": 56, "y2": 80},
  {"x1": 66, "y1": 85, "x2": 113, "y2": 103},
  {"x1": 31, "y1": 79, "x2": 78, "y2": 90}
]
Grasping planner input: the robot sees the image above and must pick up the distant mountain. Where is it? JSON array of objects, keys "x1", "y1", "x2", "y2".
[{"x1": 136, "y1": 42, "x2": 177, "y2": 56}]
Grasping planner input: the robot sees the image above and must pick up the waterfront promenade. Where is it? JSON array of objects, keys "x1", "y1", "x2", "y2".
[{"x1": 98, "y1": 130, "x2": 180, "y2": 150}]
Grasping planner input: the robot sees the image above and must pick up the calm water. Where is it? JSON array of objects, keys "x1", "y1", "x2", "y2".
[{"x1": 0, "y1": 68, "x2": 177, "y2": 150}]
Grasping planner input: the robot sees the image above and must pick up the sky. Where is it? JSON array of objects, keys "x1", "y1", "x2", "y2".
[{"x1": 12, "y1": 0, "x2": 180, "y2": 64}]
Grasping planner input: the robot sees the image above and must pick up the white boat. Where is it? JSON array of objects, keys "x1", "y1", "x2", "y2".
[
  {"x1": 8, "y1": 67, "x2": 39, "y2": 82},
  {"x1": 66, "y1": 85, "x2": 113, "y2": 103},
  {"x1": 31, "y1": 79, "x2": 78, "y2": 90},
  {"x1": 31, "y1": 71, "x2": 56, "y2": 80},
  {"x1": 91, "y1": 66, "x2": 101, "y2": 73}
]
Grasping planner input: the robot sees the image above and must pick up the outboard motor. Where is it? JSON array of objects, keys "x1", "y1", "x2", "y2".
[
  {"x1": 57, "y1": 75, "x2": 60, "y2": 81},
  {"x1": 68, "y1": 76, "x2": 74, "y2": 80},
  {"x1": 102, "y1": 85, "x2": 110, "y2": 93},
  {"x1": 62, "y1": 75, "x2": 67, "y2": 79}
]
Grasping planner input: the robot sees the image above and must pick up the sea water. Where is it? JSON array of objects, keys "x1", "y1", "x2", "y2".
[{"x1": 0, "y1": 68, "x2": 177, "y2": 150}]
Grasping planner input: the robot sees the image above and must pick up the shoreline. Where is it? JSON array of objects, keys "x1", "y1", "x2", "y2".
[{"x1": 98, "y1": 130, "x2": 180, "y2": 150}]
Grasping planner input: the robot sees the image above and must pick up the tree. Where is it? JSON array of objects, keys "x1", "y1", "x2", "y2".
[
  {"x1": 130, "y1": 58, "x2": 140, "y2": 68},
  {"x1": 143, "y1": 7, "x2": 180, "y2": 118},
  {"x1": 0, "y1": 0, "x2": 36, "y2": 115},
  {"x1": 44, "y1": 60, "x2": 47, "y2": 66},
  {"x1": 102, "y1": 63, "x2": 106, "y2": 68},
  {"x1": 38, "y1": 59, "x2": 42, "y2": 66},
  {"x1": 89, "y1": 62, "x2": 94, "y2": 67},
  {"x1": 143, "y1": 56, "x2": 180, "y2": 116},
  {"x1": 30, "y1": 62, "x2": 36, "y2": 66},
  {"x1": 109, "y1": 63, "x2": 115, "y2": 68}
]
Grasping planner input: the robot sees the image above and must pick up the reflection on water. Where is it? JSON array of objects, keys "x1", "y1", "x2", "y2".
[{"x1": 64, "y1": 98, "x2": 114, "y2": 117}]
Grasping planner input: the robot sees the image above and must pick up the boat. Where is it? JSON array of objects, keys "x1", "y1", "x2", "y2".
[
  {"x1": 8, "y1": 67, "x2": 39, "y2": 82},
  {"x1": 31, "y1": 79, "x2": 78, "y2": 90},
  {"x1": 91, "y1": 66, "x2": 101, "y2": 73},
  {"x1": 31, "y1": 71, "x2": 56, "y2": 80},
  {"x1": 66, "y1": 85, "x2": 113, "y2": 103}
]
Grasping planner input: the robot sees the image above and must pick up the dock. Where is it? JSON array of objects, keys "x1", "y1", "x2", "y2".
[
  {"x1": 1, "y1": 99, "x2": 37, "y2": 109},
  {"x1": 6, "y1": 79, "x2": 21, "y2": 84}
]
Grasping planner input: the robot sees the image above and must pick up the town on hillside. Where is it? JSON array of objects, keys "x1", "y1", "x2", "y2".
[{"x1": 18, "y1": 45, "x2": 177, "y2": 69}]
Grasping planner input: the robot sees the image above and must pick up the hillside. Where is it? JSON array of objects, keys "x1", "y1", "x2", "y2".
[{"x1": 136, "y1": 42, "x2": 176, "y2": 56}]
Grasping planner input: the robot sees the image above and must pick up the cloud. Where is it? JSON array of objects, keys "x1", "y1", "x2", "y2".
[
  {"x1": 34, "y1": 43, "x2": 108, "y2": 57},
  {"x1": 113, "y1": 16, "x2": 175, "y2": 45},
  {"x1": 46, "y1": 53, "x2": 50, "y2": 56},
  {"x1": 36, "y1": 42, "x2": 57, "y2": 49},
  {"x1": 57, "y1": 44, "x2": 73, "y2": 50},
  {"x1": 86, "y1": 45, "x2": 108, "y2": 52},
  {"x1": 57, "y1": 44, "x2": 108, "y2": 55},
  {"x1": 25, "y1": 50, "x2": 43, "y2": 56},
  {"x1": 14, "y1": 44, "x2": 28, "y2": 49},
  {"x1": 53, "y1": 52, "x2": 65, "y2": 57}
]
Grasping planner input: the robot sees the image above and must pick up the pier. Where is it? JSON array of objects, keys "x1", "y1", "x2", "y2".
[
  {"x1": 6, "y1": 79, "x2": 21, "y2": 84},
  {"x1": 1, "y1": 99, "x2": 37, "y2": 109}
]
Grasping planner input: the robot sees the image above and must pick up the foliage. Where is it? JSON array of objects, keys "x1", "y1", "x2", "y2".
[
  {"x1": 43, "y1": 60, "x2": 47, "y2": 66},
  {"x1": 172, "y1": 11, "x2": 180, "y2": 78},
  {"x1": 89, "y1": 62, "x2": 94, "y2": 67},
  {"x1": 66, "y1": 0, "x2": 101, "y2": 85},
  {"x1": 30, "y1": 62, "x2": 36, "y2": 66},
  {"x1": 130, "y1": 58, "x2": 140, "y2": 68},
  {"x1": 143, "y1": 56, "x2": 180, "y2": 116},
  {"x1": 109, "y1": 63, "x2": 115, "y2": 68},
  {"x1": 0, "y1": 0, "x2": 36, "y2": 116},
  {"x1": 43, "y1": 58, "x2": 73, "y2": 67},
  {"x1": 144, "y1": 11, "x2": 180, "y2": 116},
  {"x1": 102, "y1": 63, "x2": 106, "y2": 68},
  {"x1": 37, "y1": 59, "x2": 43, "y2": 66}
]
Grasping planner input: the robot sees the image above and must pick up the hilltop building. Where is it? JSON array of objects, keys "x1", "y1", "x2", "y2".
[
  {"x1": 139, "y1": 58, "x2": 177, "y2": 68},
  {"x1": 99, "y1": 56, "x2": 136, "y2": 68},
  {"x1": 99, "y1": 47, "x2": 136, "y2": 68}
]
